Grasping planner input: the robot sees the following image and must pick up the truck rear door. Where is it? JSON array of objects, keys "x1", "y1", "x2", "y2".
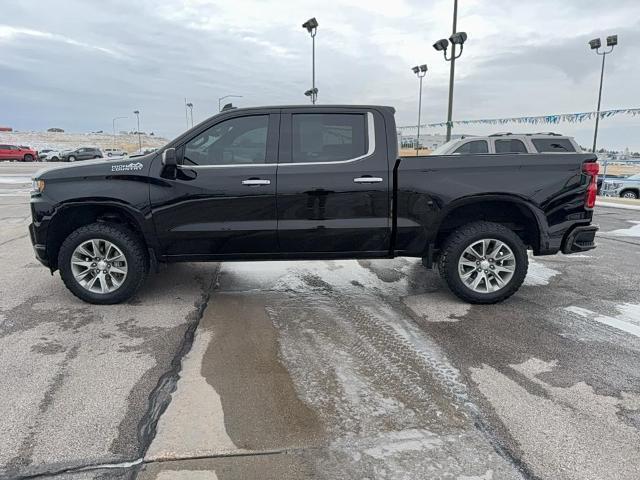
[{"x1": 276, "y1": 107, "x2": 391, "y2": 255}]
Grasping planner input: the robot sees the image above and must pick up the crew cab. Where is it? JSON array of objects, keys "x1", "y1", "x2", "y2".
[
  {"x1": 0, "y1": 144, "x2": 38, "y2": 162},
  {"x1": 29, "y1": 105, "x2": 599, "y2": 305}
]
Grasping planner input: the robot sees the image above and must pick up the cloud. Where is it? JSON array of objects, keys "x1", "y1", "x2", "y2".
[{"x1": 0, "y1": 0, "x2": 639, "y2": 149}]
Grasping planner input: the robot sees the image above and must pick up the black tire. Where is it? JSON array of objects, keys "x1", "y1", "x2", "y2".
[
  {"x1": 620, "y1": 190, "x2": 638, "y2": 200},
  {"x1": 58, "y1": 223, "x2": 149, "y2": 304},
  {"x1": 437, "y1": 221, "x2": 528, "y2": 304},
  {"x1": 50, "y1": 156, "x2": 59, "y2": 162},
  {"x1": 93, "y1": 155, "x2": 100, "y2": 159},
  {"x1": 24, "y1": 154, "x2": 34, "y2": 162},
  {"x1": 68, "y1": 155, "x2": 76, "y2": 162}
]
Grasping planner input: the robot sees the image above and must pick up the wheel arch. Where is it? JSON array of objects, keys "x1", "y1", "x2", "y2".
[
  {"x1": 620, "y1": 187, "x2": 639, "y2": 197},
  {"x1": 46, "y1": 201, "x2": 151, "y2": 271},
  {"x1": 433, "y1": 194, "x2": 545, "y2": 254}
]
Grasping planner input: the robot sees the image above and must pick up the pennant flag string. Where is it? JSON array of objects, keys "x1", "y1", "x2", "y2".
[{"x1": 397, "y1": 108, "x2": 640, "y2": 131}]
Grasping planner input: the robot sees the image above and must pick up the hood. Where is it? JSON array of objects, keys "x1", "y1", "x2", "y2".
[{"x1": 33, "y1": 154, "x2": 156, "y2": 181}]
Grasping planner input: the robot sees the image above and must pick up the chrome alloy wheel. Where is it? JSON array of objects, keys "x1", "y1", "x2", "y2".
[
  {"x1": 457, "y1": 238, "x2": 516, "y2": 294},
  {"x1": 70, "y1": 239, "x2": 128, "y2": 294}
]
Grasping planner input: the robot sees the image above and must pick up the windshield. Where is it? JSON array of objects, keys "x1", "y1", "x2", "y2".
[
  {"x1": 627, "y1": 174, "x2": 640, "y2": 180},
  {"x1": 430, "y1": 140, "x2": 459, "y2": 155}
]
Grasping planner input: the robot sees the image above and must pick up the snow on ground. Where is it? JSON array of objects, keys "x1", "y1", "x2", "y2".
[
  {"x1": 607, "y1": 221, "x2": 640, "y2": 237},
  {"x1": 0, "y1": 131, "x2": 168, "y2": 154}
]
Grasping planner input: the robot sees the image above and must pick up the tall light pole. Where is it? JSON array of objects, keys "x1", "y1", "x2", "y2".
[
  {"x1": 589, "y1": 36, "x2": 618, "y2": 185},
  {"x1": 112, "y1": 116, "x2": 126, "y2": 149},
  {"x1": 186, "y1": 103, "x2": 194, "y2": 128},
  {"x1": 412, "y1": 64, "x2": 428, "y2": 156},
  {"x1": 433, "y1": 0, "x2": 467, "y2": 141},
  {"x1": 133, "y1": 110, "x2": 141, "y2": 151},
  {"x1": 184, "y1": 98, "x2": 190, "y2": 128},
  {"x1": 589, "y1": 35, "x2": 617, "y2": 162},
  {"x1": 302, "y1": 17, "x2": 318, "y2": 104},
  {"x1": 218, "y1": 95, "x2": 243, "y2": 112}
]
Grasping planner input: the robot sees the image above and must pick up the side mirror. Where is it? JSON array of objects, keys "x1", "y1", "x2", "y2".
[{"x1": 162, "y1": 148, "x2": 177, "y2": 167}]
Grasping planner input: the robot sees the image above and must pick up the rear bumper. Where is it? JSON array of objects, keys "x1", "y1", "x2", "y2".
[{"x1": 561, "y1": 225, "x2": 598, "y2": 254}]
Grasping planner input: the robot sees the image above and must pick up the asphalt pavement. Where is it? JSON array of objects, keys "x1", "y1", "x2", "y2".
[{"x1": 1, "y1": 162, "x2": 639, "y2": 480}]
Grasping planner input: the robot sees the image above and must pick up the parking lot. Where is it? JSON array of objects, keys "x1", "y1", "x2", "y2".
[{"x1": 1, "y1": 162, "x2": 639, "y2": 479}]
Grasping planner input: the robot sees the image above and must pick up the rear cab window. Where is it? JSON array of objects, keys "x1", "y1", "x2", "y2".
[{"x1": 532, "y1": 138, "x2": 576, "y2": 152}]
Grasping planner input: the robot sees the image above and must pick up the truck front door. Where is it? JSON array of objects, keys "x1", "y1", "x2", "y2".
[
  {"x1": 150, "y1": 111, "x2": 280, "y2": 258},
  {"x1": 276, "y1": 108, "x2": 391, "y2": 255}
]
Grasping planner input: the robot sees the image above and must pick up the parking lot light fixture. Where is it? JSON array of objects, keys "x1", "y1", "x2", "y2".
[
  {"x1": 302, "y1": 17, "x2": 319, "y2": 104},
  {"x1": 412, "y1": 64, "x2": 428, "y2": 156},
  {"x1": 432, "y1": 0, "x2": 467, "y2": 142},
  {"x1": 186, "y1": 103, "x2": 194, "y2": 128},
  {"x1": 218, "y1": 95, "x2": 243, "y2": 112},
  {"x1": 588, "y1": 33, "x2": 618, "y2": 182}
]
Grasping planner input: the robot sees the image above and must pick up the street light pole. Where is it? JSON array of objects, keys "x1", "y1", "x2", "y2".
[
  {"x1": 218, "y1": 95, "x2": 243, "y2": 112},
  {"x1": 445, "y1": 0, "x2": 458, "y2": 142},
  {"x1": 302, "y1": 17, "x2": 319, "y2": 104},
  {"x1": 112, "y1": 116, "x2": 126, "y2": 149},
  {"x1": 184, "y1": 98, "x2": 189, "y2": 128},
  {"x1": 588, "y1": 34, "x2": 617, "y2": 183},
  {"x1": 412, "y1": 65, "x2": 428, "y2": 156},
  {"x1": 133, "y1": 110, "x2": 141, "y2": 151},
  {"x1": 433, "y1": 1, "x2": 467, "y2": 142}
]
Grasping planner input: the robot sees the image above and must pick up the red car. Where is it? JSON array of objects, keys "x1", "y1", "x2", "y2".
[{"x1": 0, "y1": 144, "x2": 39, "y2": 162}]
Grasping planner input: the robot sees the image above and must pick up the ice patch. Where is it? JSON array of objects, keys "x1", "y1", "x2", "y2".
[
  {"x1": 607, "y1": 221, "x2": 640, "y2": 237},
  {"x1": 565, "y1": 304, "x2": 640, "y2": 338},
  {"x1": 458, "y1": 471, "x2": 494, "y2": 480},
  {"x1": 362, "y1": 429, "x2": 443, "y2": 459},
  {"x1": 524, "y1": 257, "x2": 560, "y2": 286},
  {"x1": 403, "y1": 292, "x2": 470, "y2": 322}
]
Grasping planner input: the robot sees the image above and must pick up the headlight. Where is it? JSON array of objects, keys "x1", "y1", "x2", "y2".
[{"x1": 31, "y1": 179, "x2": 45, "y2": 193}]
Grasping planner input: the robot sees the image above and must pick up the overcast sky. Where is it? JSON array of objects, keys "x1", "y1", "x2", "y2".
[{"x1": 1, "y1": 0, "x2": 639, "y2": 150}]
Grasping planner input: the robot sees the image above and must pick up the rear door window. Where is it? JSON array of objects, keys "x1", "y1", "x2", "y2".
[
  {"x1": 532, "y1": 138, "x2": 576, "y2": 152},
  {"x1": 495, "y1": 139, "x2": 527, "y2": 154},
  {"x1": 452, "y1": 140, "x2": 488, "y2": 154},
  {"x1": 291, "y1": 113, "x2": 367, "y2": 163}
]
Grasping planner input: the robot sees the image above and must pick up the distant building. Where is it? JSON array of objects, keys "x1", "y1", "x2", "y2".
[
  {"x1": 0, "y1": 126, "x2": 12, "y2": 132},
  {"x1": 47, "y1": 127, "x2": 64, "y2": 132}
]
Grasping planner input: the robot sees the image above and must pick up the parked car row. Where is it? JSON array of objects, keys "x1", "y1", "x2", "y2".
[{"x1": 0, "y1": 145, "x2": 135, "y2": 162}]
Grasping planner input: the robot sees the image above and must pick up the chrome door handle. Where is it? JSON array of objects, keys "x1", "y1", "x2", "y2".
[
  {"x1": 353, "y1": 176, "x2": 383, "y2": 184},
  {"x1": 242, "y1": 179, "x2": 271, "y2": 186}
]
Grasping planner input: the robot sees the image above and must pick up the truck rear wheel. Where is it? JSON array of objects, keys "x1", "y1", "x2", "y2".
[
  {"x1": 58, "y1": 223, "x2": 148, "y2": 304},
  {"x1": 437, "y1": 221, "x2": 528, "y2": 304}
]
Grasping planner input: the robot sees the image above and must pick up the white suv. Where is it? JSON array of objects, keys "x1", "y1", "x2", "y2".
[
  {"x1": 431, "y1": 133, "x2": 581, "y2": 155},
  {"x1": 103, "y1": 148, "x2": 128, "y2": 157}
]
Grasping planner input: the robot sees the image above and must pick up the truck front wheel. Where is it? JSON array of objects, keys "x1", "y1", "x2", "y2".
[
  {"x1": 58, "y1": 223, "x2": 148, "y2": 304},
  {"x1": 437, "y1": 221, "x2": 528, "y2": 304}
]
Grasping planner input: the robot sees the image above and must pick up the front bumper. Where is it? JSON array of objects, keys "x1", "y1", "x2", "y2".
[
  {"x1": 561, "y1": 225, "x2": 598, "y2": 254},
  {"x1": 29, "y1": 222, "x2": 50, "y2": 267}
]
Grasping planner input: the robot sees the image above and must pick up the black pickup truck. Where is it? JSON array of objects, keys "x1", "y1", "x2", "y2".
[{"x1": 29, "y1": 105, "x2": 599, "y2": 305}]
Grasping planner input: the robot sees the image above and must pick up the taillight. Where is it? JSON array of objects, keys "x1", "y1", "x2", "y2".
[{"x1": 582, "y1": 162, "x2": 599, "y2": 209}]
